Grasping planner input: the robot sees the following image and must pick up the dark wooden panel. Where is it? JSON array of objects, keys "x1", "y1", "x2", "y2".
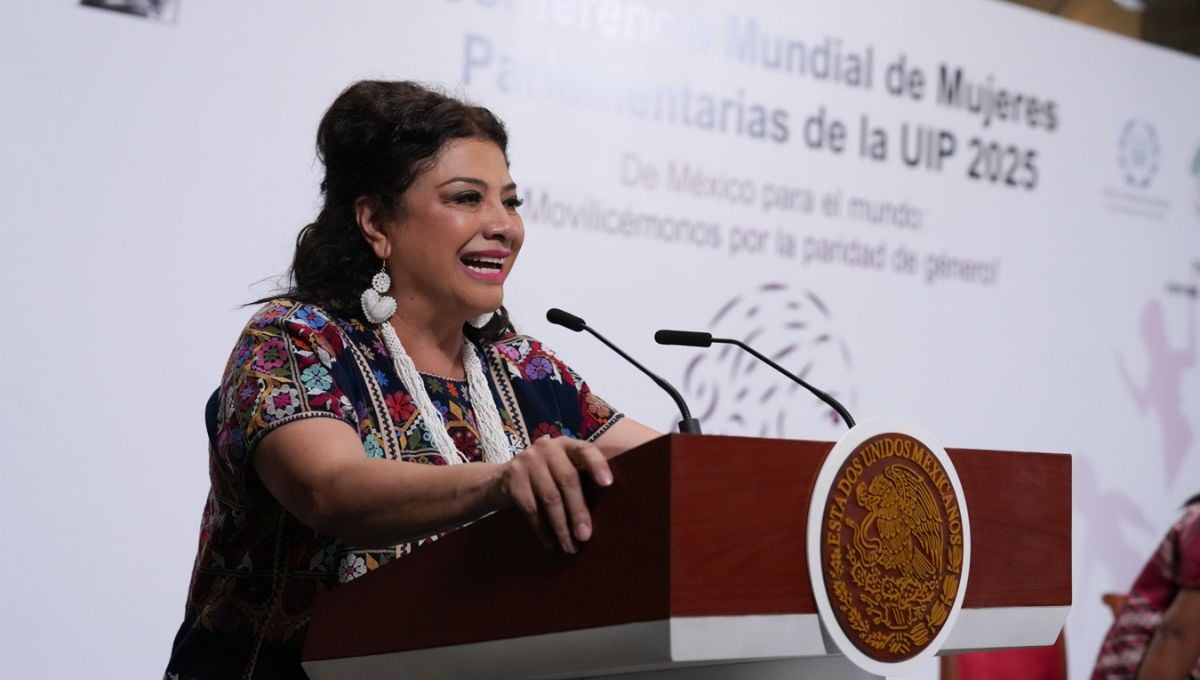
[
  {"x1": 949, "y1": 448, "x2": 1072, "y2": 607},
  {"x1": 304, "y1": 436, "x2": 673, "y2": 662},
  {"x1": 304, "y1": 435, "x2": 1072, "y2": 663},
  {"x1": 669, "y1": 435, "x2": 828, "y2": 616}
]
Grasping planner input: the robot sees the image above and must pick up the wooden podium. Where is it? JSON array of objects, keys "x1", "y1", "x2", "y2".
[{"x1": 301, "y1": 434, "x2": 1071, "y2": 680}]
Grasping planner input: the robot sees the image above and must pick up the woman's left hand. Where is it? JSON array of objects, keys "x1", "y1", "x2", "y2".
[{"x1": 488, "y1": 436, "x2": 613, "y2": 554}]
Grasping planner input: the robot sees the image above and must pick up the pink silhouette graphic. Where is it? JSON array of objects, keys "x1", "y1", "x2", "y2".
[
  {"x1": 1116, "y1": 290, "x2": 1195, "y2": 485},
  {"x1": 1075, "y1": 457, "x2": 1157, "y2": 589}
]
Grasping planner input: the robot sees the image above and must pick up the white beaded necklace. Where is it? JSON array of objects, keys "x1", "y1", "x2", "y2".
[{"x1": 376, "y1": 321, "x2": 515, "y2": 465}]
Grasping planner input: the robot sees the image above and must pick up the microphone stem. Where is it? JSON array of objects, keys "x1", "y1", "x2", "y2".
[
  {"x1": 720, "y1": 338, "x2": 856, "y2": 429},
  {"x1": 584, "y1": 327, "x2": 702, "y2": 435}
]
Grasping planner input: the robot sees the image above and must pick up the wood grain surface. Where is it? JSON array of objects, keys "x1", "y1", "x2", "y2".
[{"x1": 304, "y1": 434, "x2": 1071, "y2": 662}]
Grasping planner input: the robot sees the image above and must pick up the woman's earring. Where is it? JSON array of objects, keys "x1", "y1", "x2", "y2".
[
  {"x1": 469, "y1": 310, "x2": 497, "y2": 329},
  {"x1": 361, "y1": 262, "x2": 397, "y2": 324}
]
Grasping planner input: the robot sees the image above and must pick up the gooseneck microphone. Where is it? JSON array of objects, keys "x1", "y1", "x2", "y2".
[
  {"x1": 547, "y1": 308, "x2": 702, "y2": 434},
  {"x1": 654, "y1": 329, "x2": 856, "y2": 429}
]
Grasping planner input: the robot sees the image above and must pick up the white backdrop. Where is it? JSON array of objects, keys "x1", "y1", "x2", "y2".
[{"x1": 2, "y1": 1, "x2": 1199, "y2": 678}]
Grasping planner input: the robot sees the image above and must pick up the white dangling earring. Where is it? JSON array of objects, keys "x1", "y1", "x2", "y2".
[
  {"x1": 468, "y1": 310, "x2": 497, "y2": 329},
  {"x1": 360, "y1": 261, "x2": 397, "y2": 324}
]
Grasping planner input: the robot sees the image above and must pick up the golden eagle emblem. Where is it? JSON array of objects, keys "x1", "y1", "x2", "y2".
[
  {"x1": 821, "y1": 434, "x2": 965, "y2": 662},
  {"x1": 853, "y1": 465, "x2": 943, "y2": 581}
]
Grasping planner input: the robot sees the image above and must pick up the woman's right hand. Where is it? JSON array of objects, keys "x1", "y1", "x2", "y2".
[
  {"x1": 255, "y1": 418, "x2": 647, "y2": 551},
  {"x1": 489, "y1": 436, "x2": 613, "y2": 554}
]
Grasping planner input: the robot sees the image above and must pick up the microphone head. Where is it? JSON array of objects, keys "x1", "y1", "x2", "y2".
[
  {"x1": 654, "y1": 329, "x2": 713, "y2": 347},
  {"x1": 546, "y1": 307, "x2": 587, "y2": 332}
]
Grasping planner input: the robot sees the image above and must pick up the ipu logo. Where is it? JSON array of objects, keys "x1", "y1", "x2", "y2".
[
  {"x1": 1119, "y1": 119, "x2": 1159, "y2": 189},
  {"x1": 677, "y1": 282, "x2": 856, "y2": 438}
]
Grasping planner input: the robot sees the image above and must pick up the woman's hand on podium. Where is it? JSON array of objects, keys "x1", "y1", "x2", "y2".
[{"x1": 489, "y1": 436, "x2": 613, "y2": 555}]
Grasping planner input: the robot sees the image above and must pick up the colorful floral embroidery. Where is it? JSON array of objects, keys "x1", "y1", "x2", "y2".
[
  {"x1": 523, "y1": 355, "x2": 554, "y2": 380},
  {"x1": 532, "y1": 422, "x2": 561, "y2": 439},
  {"x1": 295, "y1": 305, "x2": 327, "y2": 330},
  {"x1": 263, "y1": 384, "x2": 301, "y2": 419},
  {"x1": 363, "y1": 433, "x2": 385, "y2": 459},
  {"x1": 385, "y1": 391, "x2": 416, "y2": 422},
  {"x1": 299, "y1": 365, "x2": 332, "y2": 393},
  {"x1": 251, "y1": 337, "x2": 287, "y2": 373},
  {"x1": 168, "y1": 299, "x2": 622, "y2": 679},
  {"x1": 337, "y1": 554, "x2": 366, "y2": 583}
]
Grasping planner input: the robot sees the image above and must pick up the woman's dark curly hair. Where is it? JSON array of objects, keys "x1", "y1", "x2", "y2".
[{"x1": 279, "y1": 80, "x2": 514, "y2": 343}]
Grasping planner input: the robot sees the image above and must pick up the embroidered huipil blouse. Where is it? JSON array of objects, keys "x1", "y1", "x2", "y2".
[
  {"x1": 1091, "y1": 503, "x2": 1200, "y2": 679},
  {"x1": 166, "y1": 300, "x2": 622, "y2": 679}
]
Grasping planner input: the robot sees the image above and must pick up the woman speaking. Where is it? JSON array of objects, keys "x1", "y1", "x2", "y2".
[{"x1": 166, "y1": 81, "x2": 657, "y2": 679}]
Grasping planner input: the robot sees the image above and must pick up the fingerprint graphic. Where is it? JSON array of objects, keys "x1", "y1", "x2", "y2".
[{"x1": 680, "y1": 282, "x2": 856, "y2": 438}]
